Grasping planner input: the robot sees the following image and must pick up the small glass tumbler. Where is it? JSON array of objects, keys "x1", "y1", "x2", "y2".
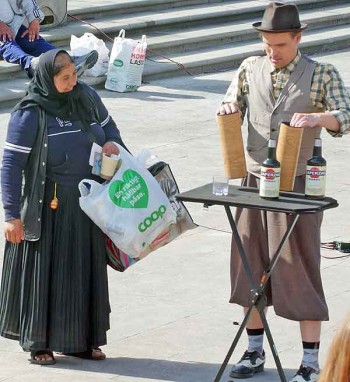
[{"x1": 212, "y1": 176, "x2": 229, "y2": 196}]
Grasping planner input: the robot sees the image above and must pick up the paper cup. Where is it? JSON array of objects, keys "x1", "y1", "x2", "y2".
[
  {"x1": 216, "y1": 112, "x2": 247, "y2": 179},
  {"x1": 100, "y1": 153, "x2": 120, "y2": 180},
  {"x1": 276, "y1": 123, "x2": 304, "y2": 191}
]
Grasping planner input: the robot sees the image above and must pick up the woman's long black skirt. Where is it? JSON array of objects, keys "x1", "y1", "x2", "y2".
[{"x1": 0, "y1": 181, "x2": 110, "y2": 352}]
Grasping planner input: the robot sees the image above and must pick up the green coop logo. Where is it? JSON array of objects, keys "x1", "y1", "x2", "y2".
[{"x1": 113, "y1": 59, "x2": 123, "y2": 67}]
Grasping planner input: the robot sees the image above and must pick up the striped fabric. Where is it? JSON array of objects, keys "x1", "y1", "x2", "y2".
[
  {"x1": 32, "y1": 0, "x2": 42, "y2": 19},
  {"x1": 100, "y1": 115, "x2": 111, "y2": 127},
  {"x1": 4, "y1": 142, "x2": 31, "y2": 154}
]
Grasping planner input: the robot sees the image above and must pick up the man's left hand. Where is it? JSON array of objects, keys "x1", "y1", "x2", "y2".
[
  {"x1": 290, "y1": 113, "x2": 320, "y2": 128},
  {"x1": 21, "y1": 19, "x2": 40, "y2": 42},
  {"x1": 290, "y1": 112, "x2": 340, "y2": 133}
]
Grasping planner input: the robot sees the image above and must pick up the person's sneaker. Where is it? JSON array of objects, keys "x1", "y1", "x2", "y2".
[
  {"x1": 229, "y1": 350, "x2": 265, "y2": 379},
  {"x1": 289, "y1": 365, "x2": 319, "y2": 382},
  {"x1": 27, "y1": 55, "x2": 41, "y2": 78},
  {"x1": 73, "y1": 50, "x2": 98, "y2": 77}
]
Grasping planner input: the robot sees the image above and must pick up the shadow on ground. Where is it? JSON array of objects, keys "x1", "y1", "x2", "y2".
[{"x1": 50, "y1": 356, "x2": 296, "y2": 382}]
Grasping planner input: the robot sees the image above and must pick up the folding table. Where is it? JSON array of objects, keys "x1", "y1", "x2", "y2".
[{"x1": 176, "y1": 183, "x2": 338, "y2": 382}]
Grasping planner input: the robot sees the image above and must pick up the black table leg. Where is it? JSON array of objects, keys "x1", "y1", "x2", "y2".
[
  {"x1": 213, "y1": 207, "x2": 299, "y2": 382},
  {"x1": 213, "y1": 304, "x2": 254, "y2": 382}
]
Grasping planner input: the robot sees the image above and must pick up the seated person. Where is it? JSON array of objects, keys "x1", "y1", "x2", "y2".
[{"x1": 0, "y1": 0, "x2": 97, "y2": 77}]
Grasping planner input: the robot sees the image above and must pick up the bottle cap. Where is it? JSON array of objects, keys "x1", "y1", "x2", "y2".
[
  {"x1": 268, "y1": 139, "x2": 276, "y2": 148},
  {"x1": 314, "y1": 138, "x2": 322, "y2": 147}
]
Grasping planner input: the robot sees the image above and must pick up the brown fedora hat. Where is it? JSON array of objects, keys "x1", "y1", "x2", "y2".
[{"x1": 253, "y1": 2, "x2": 307, "y2": 33}]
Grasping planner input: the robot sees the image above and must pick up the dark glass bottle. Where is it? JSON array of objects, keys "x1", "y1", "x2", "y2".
[
  {"x1": 305, "y1": 138, "x2": 327, "y2": 199},
  {"x1": 260, "y1": 139, "x2": 281, "y2": 199}
]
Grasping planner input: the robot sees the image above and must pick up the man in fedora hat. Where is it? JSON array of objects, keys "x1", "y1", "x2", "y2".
[{"x1": 218, "y1": 2, "x2": 350, "y2": 382}]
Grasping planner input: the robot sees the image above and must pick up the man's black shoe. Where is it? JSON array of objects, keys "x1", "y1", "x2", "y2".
[
  {"x1": 229, "y1": 350, "x2": 265, "y2": 379},
  {"x1": 289, "y1": 365, "x2": 319, "y2": 382}
]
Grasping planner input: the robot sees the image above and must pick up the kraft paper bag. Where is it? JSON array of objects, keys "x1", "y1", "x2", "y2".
[
  {"x1": 277, "y1": 123, "x2": 304, "y2": 191},
  {"x1": 217, "y1": 112, "x2": 247, "y2": 179}
]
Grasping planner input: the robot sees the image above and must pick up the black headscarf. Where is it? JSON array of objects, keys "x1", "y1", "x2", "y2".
[{"x1": 13, "y1": 49, "x2": 98, "y2": 124}]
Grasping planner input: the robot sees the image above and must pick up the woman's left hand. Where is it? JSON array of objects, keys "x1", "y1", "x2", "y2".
[{"x1": 102, "y1": 142, "x2": 120, "y2": 157}]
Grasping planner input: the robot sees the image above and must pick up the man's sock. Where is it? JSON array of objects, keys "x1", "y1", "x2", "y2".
[
  {"x1": 302, "y1": 341, "x2": 320, "y2": 371},
  {"x1": 247, "y1": 328, "x2": 264, "y2": 355}
]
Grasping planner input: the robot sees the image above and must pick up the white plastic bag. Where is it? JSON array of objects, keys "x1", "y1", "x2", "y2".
[
  {"x1": 70, "y1": 32, "x2": 109, "y2": 77},
  {"x1": 105, "y1": 29, "x2": 147, "y2": 92},
  {"x1": 79, "y1": 144, "x2": 176, "y2": 258}
]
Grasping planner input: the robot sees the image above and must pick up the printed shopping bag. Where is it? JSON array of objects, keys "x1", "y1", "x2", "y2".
[
  {"x1": 79, "y1": 144, "x2": 177, "y2": 258},
  {"x1": 104, "y1": 161, "x2": 196, "y2": 272},
  {"x1": 105, "y1": 29, "x2": 147, "y2": 92}
]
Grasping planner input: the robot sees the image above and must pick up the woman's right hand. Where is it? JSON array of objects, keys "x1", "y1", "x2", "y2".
[{"x1": 4, "y1": 219, "x2": 24, "y2": 243}]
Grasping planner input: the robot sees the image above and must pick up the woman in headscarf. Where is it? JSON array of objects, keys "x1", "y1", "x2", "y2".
[{"x1": 0, "y1": 49, "x2": 127, "y2": 365}]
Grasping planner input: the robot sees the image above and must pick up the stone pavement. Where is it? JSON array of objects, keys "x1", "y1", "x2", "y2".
[{"x1": 0, "y1": 48, "x2": 349, "y2": 382}]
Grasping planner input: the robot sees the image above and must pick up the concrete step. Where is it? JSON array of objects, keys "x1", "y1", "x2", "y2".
[
  {"x1": 1, "y1": 0, "x2": 350, "y2": 107},
  {"x1": 49, "y1": 1, "x2": 350, "y2": 46},
  {"x1": 67, "y1": 0, "x2": 230, "y2": 19},
  {"x1": 67, "y1": 0, "x2": 349, "y2": 21},
  {"x1": 144, "y1": 24, "x2": 350, "y2": 79},
  {"x1": 146, "y1": 4, "x2": 350, "y2": 54}
]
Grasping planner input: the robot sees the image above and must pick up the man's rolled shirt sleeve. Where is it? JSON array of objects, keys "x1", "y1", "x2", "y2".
[
  {"x1": 320, "y1": 64, "x2": 350, "y2": 137},
  {"x1": 222, "y1": 57, "x2": 259, "y2": 120}
]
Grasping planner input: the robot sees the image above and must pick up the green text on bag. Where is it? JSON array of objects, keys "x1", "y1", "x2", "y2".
[
  {"x1": 138, "y1": 205, "x2": 166, "y2": 232},
  {"x1": 109, "y1": 169, "x2": 148, "y2": 208}
]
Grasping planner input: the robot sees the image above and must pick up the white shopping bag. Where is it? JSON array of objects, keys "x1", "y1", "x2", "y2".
[
  {"x1": 79, "y1": 145, "x2": 177, "y2": 258},
  {"x1": 105, "y1": 29, "x2": 147, "y2": 92},
  {"x1": 70, "y1": 32, "x2": 110, "y2": 77}
]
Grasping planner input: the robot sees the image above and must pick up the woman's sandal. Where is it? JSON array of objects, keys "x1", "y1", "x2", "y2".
[
  {"x1": 30, "y1": 350, "x2": 56, "y2": 365},
  {"x1": 63, "y1": 348, "x2": 106, "y2": 361}
]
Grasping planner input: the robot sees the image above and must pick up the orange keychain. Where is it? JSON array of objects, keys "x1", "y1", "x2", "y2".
[{"x1": 50, "y1": 182, "x2": 58, "y2": 210}]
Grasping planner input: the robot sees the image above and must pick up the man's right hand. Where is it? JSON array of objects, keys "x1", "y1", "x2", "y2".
[
  {"x1": 217, "y1": 102, "x2": 239, "y2": 115},
  {"x1": 4, "y1": 219, "x2": 24, "y2": 243},
  {"x1": 0, "y1": 22, "x2": 15, "y2": 42}
]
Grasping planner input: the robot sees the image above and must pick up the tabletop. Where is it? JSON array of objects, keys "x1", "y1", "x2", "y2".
[{"x1": 176, "y1": 184, "x2": 338, "y2": 214}]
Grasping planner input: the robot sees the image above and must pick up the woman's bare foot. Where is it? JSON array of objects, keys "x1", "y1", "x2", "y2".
[{"x1": 30, "y1": 350, "x2": 56, "y2": 365}]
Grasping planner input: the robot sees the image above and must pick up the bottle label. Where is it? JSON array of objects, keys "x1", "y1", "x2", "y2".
[
  {"x1": 260, "y1": 166, "x2": 280, "y2": 198},
  {"x1": 305, "y1": 165, "x2": 326, "y2": 196}
]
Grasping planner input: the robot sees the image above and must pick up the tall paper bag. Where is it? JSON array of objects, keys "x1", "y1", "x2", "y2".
[
  {"x1": 276, "y1": 123, "x2": 304, "y2": 191},
  {"x1": 216, "y1": 113, "x2": 247, "y2": 179}
]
